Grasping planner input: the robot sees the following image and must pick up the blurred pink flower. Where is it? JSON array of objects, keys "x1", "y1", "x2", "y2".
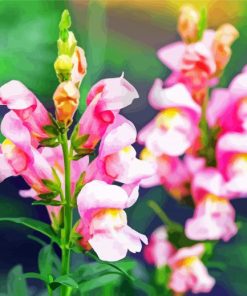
[
  {"x1": 168, "y1": 244, "x2": 215, "y2": 294},
  {"x1": 217, "y1": 132, "x2": 247, "y2": 197},
  {"x1": 144, "y1": 226, "x2": 176, "y2": 268},
  {"x1": 207, "y1": 68, "x2": 247, "y2": 134},
  {"x1": 78, "y1": 75, "x2": 139, "y2": 150},
  {"x1": 140, "y1": 149, "x2": 189, "y2": 198},
  {"x1": 140, "y1": 149, "x2": 205, "y2": 200},
  {"x1": 185, "y1": 168, "x2": 237, "y2": 241},
  {"x1": 77, "y1": 180, "x2": 147, "y2": 261},
  {"x1": 158, "y1": 30, "x2": 216, "y2": 104},
  {"x1": 0, "y1": 80, "x2": 52, "y2": 147},
  {"x1": 138, "y1": 83, "x2": 201, "y2": 157}
]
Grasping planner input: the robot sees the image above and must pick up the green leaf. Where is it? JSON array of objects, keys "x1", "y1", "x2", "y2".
[
  {"x1": 38, "y1": 192, "x2": 59, "y2": 200},
  {"x1": 7, "y1": 265, "x2": 28, "y2": 296},
  {"x1": 198, "y1": 7, "x2": 207, "y2": 40},
  {"x1": 73, "y1": 172, "x2": 85, "y2": 199},
  {"x1": 73, "y1": 148, "x2": 94, "y2": 160},
  {"x1": 32, "y1": 200, "x2": 62, "y2": 206},
  {"x1": 70, "y1": 124, "x2": 79, "y2": 142},
  {"x1": 78, "y1": 274, "x2": 121, "y2": 293},
  {"x1": 72, "y1": 134, "x2": 89, "y2": 149},
  {"x1": 27, "y1": 234, "x2": 47, "y2": 247},
  {"x1": 202, "y1": 241, "x2": 217, "y2": 263},
  {"x1": 48, "y1": 113, "x2": 60, "y2": 129},
  {"x1": 50, "y1": 275, "x2": 78, "y2": 290},
  {"x1": 40, "y1": 137, "x2": 60, "y2": 148},
  {"x1": 41, "y1": 179, "x2": 60, "y2": 192},
  {"x1": 84, "y1": 252, "x2": 134, "y2": 281},
  {"x1": 52, "y1": 167, "x2": 62, "y2": 187},
  {"x1": 134, "y1": 280, "x2": 157, "y2": 296},
  {"x1": 0, "y1": 217, "x2": 60, "y2": 244},
  {"x1": 154, "y1": 265, "x2": 172, "y2": 296},
  {"x1": 22, "y1": 272, "x2": 46, "y2": 282},
  {"x1": 73, "y1": 258, "x2": 136, "y2": 289},
  {"x1": 72, "y1": 154, "x2": 85, "y2": 161},
  {"x1": 38, "y1": 245, "x2": 53, "y2": 278},
  {"x1": 43, "y1": 125, "x2": 59, "y2": 136},
  {"x1": 74, "y1": 148, "x2": 94, "y2": 155}
]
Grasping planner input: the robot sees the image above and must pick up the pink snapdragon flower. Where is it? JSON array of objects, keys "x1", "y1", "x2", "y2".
[
  {"x1": 144, "y1": 226, "x2": 176, "y2": 268},
  {"x1": 138, "y1": 83, "x2": 201, "y2": 157},
  {"x1": 207, "y1": 67, "x2": 247, "y2": 134},
  {"x1": 77, "y1": 180, "x2": 147, "y2": 261},
  {"x1": 168, "y1": 244, "x2": 215, "y2": 294},
  {"x1": 86, "y1": 114, "x2": 155, "y2": 184},
  {"x1": 0, "y1": 111, "x2": 51, "y2": 186},
  {"x1": 0, "y1": 80, "x2": 52, "y2": 147},
  {"x1": 185, "y1": 168, "x2": 237, "y2": 241},
  {"x1": 0, "y1": 111, "x2": 89, "y2": 221},
  {"x1": 157, "y1": 30, "x2": 216, "y2": 104},
  {"x1": 217, "y1": 132, "x2": 247, "y2": 196},
  {"x1": 78, "y1": 75, "x2": 139, "y2": 150}
]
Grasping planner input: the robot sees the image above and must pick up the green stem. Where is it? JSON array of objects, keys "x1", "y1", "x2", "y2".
[
  {"x1": 199, "y1": 91, "x2": 209, "y2": 148},
  {"x1": 60, "y1": 131, "x2": 73, "y2": 296},
  {"x1": 148, "y1": 200, "x2": 174, "y2": 228},
  {"x1": 48, "y1": 284, "x2": 53, "y2": 296}
]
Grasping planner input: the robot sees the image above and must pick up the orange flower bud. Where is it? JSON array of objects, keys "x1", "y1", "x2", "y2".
[
  {"x1": 213, "y1": 24, "x2": 239, "y2": 74},
  {"x1": 53, "y1": 81, "x2": 80, "y2": 126},
  {"x1": 178, "y1": 5, "x2": 200, "y2": 43}
]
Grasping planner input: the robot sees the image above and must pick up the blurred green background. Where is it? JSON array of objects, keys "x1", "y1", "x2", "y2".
[{"x1": 1, "y1": 0, "x2": 247, "y2": 295}]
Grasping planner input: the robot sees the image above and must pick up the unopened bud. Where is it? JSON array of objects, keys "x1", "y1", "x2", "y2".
[
  {"x1": 53, "y1": 81, "x2": 80, "y2": 126},
  {"x1": 54, "y1": 55, "x2": 73, "y2": 81},
  {"x1": 71, "y1": 47, "x2": 87, "y2": 87},
  {"x1": 58, "y1": 31, "x2": 77, "y2": 57},
  {"x1": 178, "y1": 5, "x2": 200, "y2": 43},
  {"x1": 213, "y1": 24, "x2": 239, "y2": 73}
]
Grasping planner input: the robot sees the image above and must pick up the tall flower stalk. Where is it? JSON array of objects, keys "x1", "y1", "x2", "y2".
[
  {"x1": 140, "y1": 5, "x2": 241, "y2": 295},
  {"x1": 60, "y1": 132, "x2": 72, "y2": 296},
  {"x1": 0, "y1": 9, "x2": 151, "y2": 295}
]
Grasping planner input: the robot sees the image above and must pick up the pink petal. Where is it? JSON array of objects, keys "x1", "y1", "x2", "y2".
[
  {"x1": 157, "y1": 42, "x2": 185, "y2": 71},
  {"x1": 207, "y1": 88, "x2": 231, "y2": 127},
  {"x1": 122, "y1": 183, "x2": 140, "y2": 208},
  {"x1": 169, "y1": 244, "x2": 205, "y2": 267},
  {"x1": 19, "y1": 188, "x2": 37, "y2": 199},
  {"x1": 149, "y1": 82, "x2": 201, "y2": 115},
  {"x1": 185, "y1": 198, "x2": 237, "y2": 241},
  {"x1": 0, "y1": 152, "x2": 16, "y2": 181},
  {"x1": 77, "y1": 180, "x2": 129, "y2": 216},
  {"x1": 0, "y1": 80, "x2": 36, "y2": 110},
  {"x1": 143, "y1": 124, "x2": 197, "y2": 157},
  {"x1": 229, "y1": 71, "x2": 247, "y2": 99},
  {"x1": 1, "y1": 111, "x2": 32, "y2": 157},
  {"x1": 89, "y1": 225, "x2": 147, "y2": 262},
  {"x1": 202, "y1": 29, "x2": 215, "y2": 49},
  {"x1": 99, "y1": 114, "x2": 136, "y2": 158},
  {"x1": 86, "y1": 74, "x2": 139, "y2": 110},
  {"x1": 192, "y1": 168, "x2": 227, "y2": 203}
]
